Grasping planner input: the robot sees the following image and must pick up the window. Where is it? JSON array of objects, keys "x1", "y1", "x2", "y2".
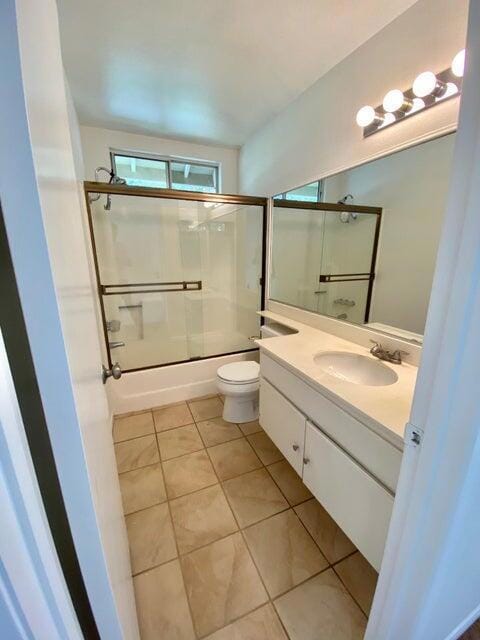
[
  {"x1": 111, "y1": 151, "x2": 219, "y2": 193},
  {"x1": 274, "y1": 180, "x2": 323, "y2": 202}
]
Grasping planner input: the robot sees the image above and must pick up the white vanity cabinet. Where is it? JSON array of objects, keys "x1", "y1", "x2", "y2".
[
  {"x1": 258, "y1": 378, "x2": 305, "y2": 474},
  {"x1": 259, "y1": 353, "x2": 402, "y2": 571}
]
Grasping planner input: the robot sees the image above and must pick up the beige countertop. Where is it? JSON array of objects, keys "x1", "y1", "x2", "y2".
[{"x1": 256, "y1": 311, "x2": 418, "y2": 449}]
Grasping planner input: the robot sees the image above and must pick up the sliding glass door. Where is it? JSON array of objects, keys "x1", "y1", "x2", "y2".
[{"x1": 86, "y1": 185, "x2": 266, "y2": 372}]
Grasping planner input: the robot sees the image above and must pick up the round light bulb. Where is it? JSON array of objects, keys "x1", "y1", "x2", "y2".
[
  {"x1": 452, "y1": 49, "x2": 465, "y2": 77},
  {"x1": 356, "y1": 105, "x2": 376, "y2": 127},
  {"x1": 379, "y1": 112, "x2": 396, "y2": 128},
  {"x1": 383, "y1": 89, "x2": 407, "y2": 113},
  {"x1": 413, "y1": 71, "x2": 437, "y2": 97}
]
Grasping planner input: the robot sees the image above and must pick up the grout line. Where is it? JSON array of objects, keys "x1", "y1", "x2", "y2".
[
  {"x1": 113, "y1": 429, "x2": 156, "y2": 445},
  {"x1": 114, "y1": 408, "x2": 154, "y2": 420},
  {"x1": 155, "y1": 434, "x2": 200, "y2": 639},
  {"x1": 331, "y1": 561, "x2": 369, "y2": 621},
  {"x1": 117, "y1": 459, "x2": 162, "y2": 477}
]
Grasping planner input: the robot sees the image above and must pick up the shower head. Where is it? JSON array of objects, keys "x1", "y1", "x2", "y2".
[
  {"x1": 110, "y1": 175, "x2": 127, "y2": 185},
  {"x1": 337, "y1": 195, "x2": 357, "y2": 224},
  {"x1": 337, "y1": 194, "x2": 353, "y2": 205}
]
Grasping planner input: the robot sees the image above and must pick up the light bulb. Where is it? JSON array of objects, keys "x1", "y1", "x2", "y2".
[
  {"x1": 444, "y1": 82, "x2": 459, "y2": 98},
  {"x1": 379, "y1": 112, "x2": 396, "y2": 128},
  {"x1": 413, "y1": 72, "x2": 435, "y2": 97},
  {"x1": 356, "y1": 105, "x2": 377, "y2": 127},
  {"x1": 411, "y1": 97, "x2": 425, "y2": 113},
  {"x1": 413, "y1": 71, "x2": 447, "y2": 99},
  {"x1": 451, "y1": 49, "x2": 465, "y2": 77},
  {"x1": 383, "y1": 89, "x2": 411, "y2": 113}
]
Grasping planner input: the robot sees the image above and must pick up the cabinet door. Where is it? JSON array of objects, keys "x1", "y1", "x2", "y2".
[
  {"x1": 303, "y1": 420, "x2": 394, "y2": 571},
  {"x1": 259, "y1": 378, "x2": 305, "y2": 475}
]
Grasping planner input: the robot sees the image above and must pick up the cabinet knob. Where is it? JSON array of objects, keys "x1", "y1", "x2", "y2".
[
  {"x1": 292, "y1": 444, "x2": 299, "y2": 451},
  {"x1": 303, "y1": 457, "x2": 310, "y2": 465}
]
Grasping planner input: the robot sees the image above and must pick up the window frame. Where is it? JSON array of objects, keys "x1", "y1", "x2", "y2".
[
  {"x1": 110, "y1": 148, "x2": 221, "y2": 193},
  {"x1": 274, "y1": 179, "x2": 324, "y2": 202}
]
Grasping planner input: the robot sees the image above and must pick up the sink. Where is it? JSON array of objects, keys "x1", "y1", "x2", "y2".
[{"x1": 313, "y1": 351, "x2": 398, "y2": 386}]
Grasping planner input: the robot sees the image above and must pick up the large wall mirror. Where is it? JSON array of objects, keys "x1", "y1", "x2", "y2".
[{"x1": 269, "y1": 132, "x2": 456, "y2": 343}]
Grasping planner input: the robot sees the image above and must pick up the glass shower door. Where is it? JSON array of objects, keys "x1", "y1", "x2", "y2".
[
  {"x1": 87, "y1": 188, "x2": 264, "y2": 371},
  {"x1": 317, "y1": 210, "x2": 379, "y2": 323}
]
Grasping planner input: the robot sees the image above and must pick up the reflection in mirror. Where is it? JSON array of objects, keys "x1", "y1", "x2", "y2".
[{"x1": 270, "y1": 132, "x2": 456, "y2": 343}]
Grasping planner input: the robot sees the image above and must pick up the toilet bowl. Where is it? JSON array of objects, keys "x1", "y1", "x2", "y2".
[{"x1": 216, "y1": 361, "x2": 260, "y2": 423}]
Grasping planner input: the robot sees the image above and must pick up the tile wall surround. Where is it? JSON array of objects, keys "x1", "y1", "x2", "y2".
[{"x1": 113, "y1": 393, "x2": 378, "y2": 639}]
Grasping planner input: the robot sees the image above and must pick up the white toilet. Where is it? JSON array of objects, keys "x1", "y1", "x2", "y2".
[{"x1": 216, "y1": 360, "x2": 260, "y2": 423}]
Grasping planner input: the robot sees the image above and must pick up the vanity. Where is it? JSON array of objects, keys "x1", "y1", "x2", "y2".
[{"x1": 256, "y1": 312, "x2": 418, "y2": 571}]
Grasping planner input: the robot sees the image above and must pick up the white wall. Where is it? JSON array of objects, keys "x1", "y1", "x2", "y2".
[
  {"x1": 239, "y1": 0, "x2": 468, "y2": 197},
  {"x1": 1, "y1": 0, "x2": 138, "y2": 637},
  {"x1": 81, "y1": 125, "x2": 239, "y2": 193}
]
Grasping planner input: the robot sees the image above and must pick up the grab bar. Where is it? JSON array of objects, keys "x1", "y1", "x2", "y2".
[{"x1": 100, "y1": 281, "x2": 202, "y2": 295}]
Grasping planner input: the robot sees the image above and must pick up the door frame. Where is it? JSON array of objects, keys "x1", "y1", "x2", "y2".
[{"x1": 366, "y1": 1, "x2": 480, "y2": 637}]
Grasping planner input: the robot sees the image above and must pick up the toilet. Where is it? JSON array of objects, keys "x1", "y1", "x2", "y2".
[{"x1": 216, "y1": 360, "x2": 260, "y2": 423}]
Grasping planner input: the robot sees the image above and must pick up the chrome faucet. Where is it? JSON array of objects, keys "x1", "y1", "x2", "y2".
[{"x1": 369, "y1": 340, "x2": 408, "y2": 365}]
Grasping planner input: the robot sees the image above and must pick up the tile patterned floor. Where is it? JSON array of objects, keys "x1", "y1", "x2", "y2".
[{"x1": 114, "y1": 394, "x2": 378, "y2": 639}]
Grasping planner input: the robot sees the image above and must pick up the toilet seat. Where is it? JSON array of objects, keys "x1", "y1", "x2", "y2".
[{"x1": 217, "y1": 361, "x2": 260, "y2": 385}]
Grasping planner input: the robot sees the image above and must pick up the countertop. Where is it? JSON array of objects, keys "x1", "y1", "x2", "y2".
[{"x1": 256, "y1": 311, "x2": 418, "y2": 449}]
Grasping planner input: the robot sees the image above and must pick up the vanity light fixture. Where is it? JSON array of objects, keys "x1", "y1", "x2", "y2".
[{"x1": 357, "y1": 49, "x2": 465, "y2": 137}]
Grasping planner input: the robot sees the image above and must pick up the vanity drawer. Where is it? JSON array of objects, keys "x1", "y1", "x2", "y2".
[
  {"x1": 259, "y1": 377, "x2": 305, "y2": 475},
  {"x1": 260, "y1": 353, "x2": 402, "y2": 492},
  {"x1": 303, "y1": 420, "x2": 393, "y2": 571}
]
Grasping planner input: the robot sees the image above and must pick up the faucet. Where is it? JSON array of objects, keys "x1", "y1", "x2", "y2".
[{"x1": 369, "y1": 340, "x2": 408, "y2": 365}]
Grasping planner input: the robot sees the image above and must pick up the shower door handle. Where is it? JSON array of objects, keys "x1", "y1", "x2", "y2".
[{"x1": 102, "y1": 363, "x2": 122, "y2": 384}]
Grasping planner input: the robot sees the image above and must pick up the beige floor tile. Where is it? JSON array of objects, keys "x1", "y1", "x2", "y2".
[
  {"x1": 114, "y1": 434, "x2": 159, "y2": 474},
  {"x1": 163, "y1": 450, "x2": 217, "y2": 499},
  {"x1": 188, "y1": 395, "x2": 224, "y2": 422},
  {"x1": 181, "y1": 532, "x2": 268, "y2": 637},
  {"x1": 113, "y1": 411, "x2": 154, "y2": 443},
  {"x1": 274, "y1": 569, "x2": 366, "y2": 640},
  {"x1": 239, "y1": 419, "x2": 263, "y2": 436},
  {"x1": 205, "y1": 603, "x2": 287, "y2": 640},
  {"x1": 294, "y1": 498, "x2": 356, "y2": 564},
  {"x1": 244, "y1": 509, "x2": 328, "y2": 597},
  {"x1": 153, "y1": 401, "x2": 193, "y2": 432},
  {"x1": 208, "y1": 438, "x2": 262, "y2": 481},
  {"x1": 170, "y1": 484, "x2": 238, "y2": 554},
  {"x1": 247, "y1": 431, "x2": 284, "y2": 465},
  {"x1": 134, "y1": 559, "x2": 195, "y2": 640},
  {"x1": 126, "y1": 503, "x2": 177, "y2": 574},
  {"x1": 157, "y1": 424, "x2": 203, "y2": 460},
  {"x1": 223, "y1": 468, "x2": 288, "y2": 528},
  {"x1": 197, "y1": 416, "x2": 243, "y2": 447},
  {"x1": 267, "y1": 460, "x2": 313, "y2": 506},
  {"x1": 335, "y1": 552, "x2": 378, "y2": 615},
  {"x1": 119, "y1": 463, "x2": 166, "y2": 515}
]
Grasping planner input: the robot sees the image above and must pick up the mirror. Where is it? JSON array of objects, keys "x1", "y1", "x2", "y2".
[{"x1": 270, "y1": 132, "x2": 456, "y2": 343}]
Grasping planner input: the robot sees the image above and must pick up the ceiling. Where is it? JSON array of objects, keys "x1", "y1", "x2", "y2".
[{"x1": 58, "y1": 0, "x2": 419, "y2": 147}]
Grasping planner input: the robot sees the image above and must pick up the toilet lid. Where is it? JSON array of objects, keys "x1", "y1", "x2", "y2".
[{"x1": 217, "y1": 361, "x2": 260, "y2": 384}]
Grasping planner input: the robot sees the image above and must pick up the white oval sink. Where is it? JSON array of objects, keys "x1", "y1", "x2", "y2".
[{"x1": 313, "y1": 351, "x2": 398, "y2": 386}]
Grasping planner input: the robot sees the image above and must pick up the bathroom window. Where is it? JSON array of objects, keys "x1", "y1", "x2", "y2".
[
  {"x1": 111, "y1": 151, "x2": 220, "y2": 193},
  {"x1": 274, "y1": 180, "x2": 323, "y2": 202}
]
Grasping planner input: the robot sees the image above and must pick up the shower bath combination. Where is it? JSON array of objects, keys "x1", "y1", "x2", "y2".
[{"x1": 84, "y1": 179, "x2": 267, "y2": 375}]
